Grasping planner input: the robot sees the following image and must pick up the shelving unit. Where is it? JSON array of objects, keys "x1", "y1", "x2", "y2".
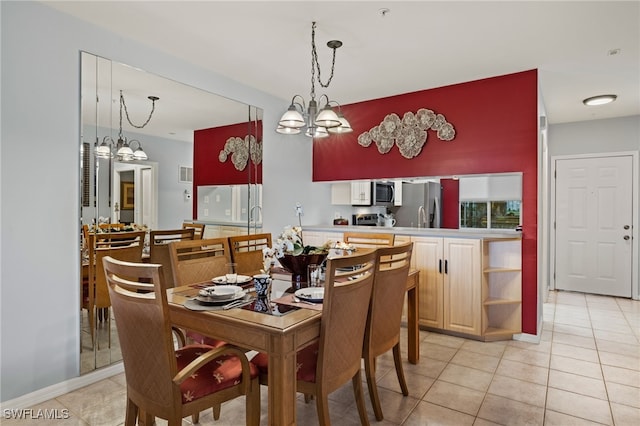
[{"x1": 481, "y1": 237, "x2": 522, "y2": 341}]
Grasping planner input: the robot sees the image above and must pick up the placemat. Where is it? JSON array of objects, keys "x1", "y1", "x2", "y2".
[
  {"x1": 183, "y1": 295, "x2": 253, "y2": 311},
  {"x1": 271, "y1": 293, "x2": 323, "y2": 311}
]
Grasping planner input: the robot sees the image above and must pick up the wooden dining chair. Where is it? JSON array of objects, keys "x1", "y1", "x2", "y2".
[
  {"x1": 343, "y1": 232, "x2": 395, "y2": 248},
  {"x1": 182, "y1": 222, "x2": 205, "y2": 240},
  {"x1": 252, "y1": 250, "x2": 377, "y2": 425},
  {"x1": 363, "y1": 241, "x2": 413, "y2": 421},
  {"x1": 169, "y1": 237, "x2": 232, "y2": 347},
  {"x1": 150, "y1": 228, "x2": 195, "y2": 289},
  {"x1": 228, "y1": 233, "x2": 272, "y2": 275},
  {"x1": 84, "y1": 231, "x2": 145, "y2": 349},
  {"x1": 102, "y1": 256, "x2": 260, "y2": 426}
]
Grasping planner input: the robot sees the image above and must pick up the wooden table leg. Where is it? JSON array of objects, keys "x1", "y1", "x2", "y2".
[
  {"x1": 268, "y1": 337, "x2": 298, "y2": 425},
  {"x1": 407, "y1": 270, "x2": 419, "y2": 364}
]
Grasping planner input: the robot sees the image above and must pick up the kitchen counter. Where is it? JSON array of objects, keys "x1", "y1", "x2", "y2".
[{"x1": 303, "y1": 225, "x2": 521, "y2": 240}]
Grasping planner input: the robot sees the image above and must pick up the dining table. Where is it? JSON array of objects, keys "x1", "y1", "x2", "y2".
[{"x1": 166, "y1": 268, "x2": 420, "y2": 425}]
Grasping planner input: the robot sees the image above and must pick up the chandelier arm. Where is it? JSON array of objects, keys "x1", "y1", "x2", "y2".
[{"x1": 120, "y1": 90, "x2": 158, "y2": 129}]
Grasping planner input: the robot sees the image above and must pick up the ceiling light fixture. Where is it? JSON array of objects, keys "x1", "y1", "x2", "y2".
[
  {"x1": 276, "y1": 22, "x2": 352, "y2": 138},
  {"x1": 582, "y1": 94, "x2": 617, "y2": 106},
  {"x1": 96, "y1": 90, "x2": 158, "y2": 160}
]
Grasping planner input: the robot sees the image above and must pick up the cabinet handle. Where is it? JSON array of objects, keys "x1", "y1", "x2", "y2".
[
  {"x1": 439, "y1": 259, "x2": 442, "y2": 274},
  {"x1": 444, "y1": 260, "x2": 448, "y2": 274}
]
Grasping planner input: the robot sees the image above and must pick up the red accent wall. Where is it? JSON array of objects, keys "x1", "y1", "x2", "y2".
[
  {"x1": 193, "y1": 120, "x2": 263, "y2": 218},
  {"x1": 440, "y1": 178, "x2": 460, "y2": 229},
  {"x1": 313, "y1": 70, "x2": 538, "y2": 334}
]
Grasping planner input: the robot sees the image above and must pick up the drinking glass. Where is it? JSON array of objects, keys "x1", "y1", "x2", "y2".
[
  {"x1": 225, "y1": 262, "x2": 237, "y2": 284},
  {"x1": 308, "y1": 264, "x2": 321, "y2": 287}
]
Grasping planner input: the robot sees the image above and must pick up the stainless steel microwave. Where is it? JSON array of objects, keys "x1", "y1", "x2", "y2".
[{"x1": 373, "y1": 181, "x2": 395, "y2": 206}]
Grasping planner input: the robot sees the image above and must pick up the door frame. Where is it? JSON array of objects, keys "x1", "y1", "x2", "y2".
[{"x1": 550, "y1": 151, "x2": 639, "y2": 299}]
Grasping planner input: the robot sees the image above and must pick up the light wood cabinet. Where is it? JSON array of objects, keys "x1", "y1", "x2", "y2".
[
  {"x1": 413, "y1": 237, "x2": 481, "y2": 335},
  {"x1": 351, "y1": 181, "x2": 371, "y2": 205},
  {"x1": 481, "y1": 238, "x2": 522, "y2": 340}
]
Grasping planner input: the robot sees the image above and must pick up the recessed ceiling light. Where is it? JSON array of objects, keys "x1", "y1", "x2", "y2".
[{"x1": 583, "y1": 94, "x2": 617, "y2": 106}]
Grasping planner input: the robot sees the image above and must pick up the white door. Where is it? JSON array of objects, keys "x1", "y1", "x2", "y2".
[
  {"x1": 140, "y1": 167, "x2": 154, "y2": 229},
  {"x1": 555, "y1": 155, "x2": 633, "y2": 297}
]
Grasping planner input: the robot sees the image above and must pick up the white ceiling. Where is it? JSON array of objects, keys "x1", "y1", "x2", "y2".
[{"x1": 48, "y1": 0, "x2": 639, "y2": 141}]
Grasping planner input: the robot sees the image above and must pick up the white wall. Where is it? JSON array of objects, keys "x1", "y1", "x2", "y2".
[
  {"x1": 547, "y1": 115, "x2": 640, "y2": 296},
  {"x1": 0, "y1": 1, "x2": 319, "y2": 402}
]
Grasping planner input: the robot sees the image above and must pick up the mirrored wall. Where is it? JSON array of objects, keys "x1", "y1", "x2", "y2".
[{"x1": 80, "y1": 52, "x2": 263, "y2": 374}]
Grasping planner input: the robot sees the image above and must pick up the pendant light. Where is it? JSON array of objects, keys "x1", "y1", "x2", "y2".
[{"x1": 277, "y1": 22, "x2": 352, "y2": 138}]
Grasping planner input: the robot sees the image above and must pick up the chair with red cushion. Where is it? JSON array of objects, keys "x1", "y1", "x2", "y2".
[
  {"x1": 251, "y1": 249, "x2": 377, "y2": 425},
  {"x1": 169, "y1": 237, "x2": 232, "y2": 348},
  {"x1": 149, "y1": 228, "x2": 196, "y2": 289},
  {"x1": 364, "y1": 241, "x2": 414, "y2": 420},
  {"x1": 102, "y1": 256, "x2": 260, "y2": 426}
]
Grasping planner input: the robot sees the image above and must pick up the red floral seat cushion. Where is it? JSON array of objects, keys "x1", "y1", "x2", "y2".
[
  {"x1": 251, "y1": 341, "x2": 319, "y2": 383},
  {"x1": 176, "y1": 344, "x2": 258, "y2": 404},
  {"x1": 185, "y1": 331, "x2": 228, "y2": 349}
]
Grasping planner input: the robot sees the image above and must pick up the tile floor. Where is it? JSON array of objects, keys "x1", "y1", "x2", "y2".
[{"x1": 5, "y1": 291, "x2": 639, "y2": 425}]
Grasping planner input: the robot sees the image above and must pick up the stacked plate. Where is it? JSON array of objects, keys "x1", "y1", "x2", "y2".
[{"x1": 196, "y1": 285, "x2": 246, "y2": 305}]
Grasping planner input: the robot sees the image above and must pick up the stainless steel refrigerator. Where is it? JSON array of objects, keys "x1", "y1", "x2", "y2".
[{"x1": 393, "y1": 181, "x2": 442, "y2": 228}]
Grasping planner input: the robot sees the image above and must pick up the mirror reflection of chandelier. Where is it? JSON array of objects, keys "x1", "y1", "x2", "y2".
[
  {"x1": 95, "y1": 90, "x2": 158, "y2": 160},
  {"x1": 276, "y1": 21, "x2": 352, "y2": 138}
]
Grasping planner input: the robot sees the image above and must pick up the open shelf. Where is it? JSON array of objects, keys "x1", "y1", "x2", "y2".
[{"x1": 483, "y1": 297, "x2": 521, "y2": 306}]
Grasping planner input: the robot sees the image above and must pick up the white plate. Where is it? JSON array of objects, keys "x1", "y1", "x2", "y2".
[
  {"x1": 195, "y1": 291, "x2": 246, "y2": 306},
  {"x1": 211, "y1": 275, "x2": 252, "y2": 284},
  {"x1": 294, "y1": 288, "x2": 325, "y2": 303},
  {"x1": 199, "y1": 285, "x2": 244, "y2": 299}
]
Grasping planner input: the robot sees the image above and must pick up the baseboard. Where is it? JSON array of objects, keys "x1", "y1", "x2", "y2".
[{"x1": 0, "y1": 363, "x2": 124, "y2": 410}]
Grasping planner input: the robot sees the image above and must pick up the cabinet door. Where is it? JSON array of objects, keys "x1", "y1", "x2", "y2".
[
  {"x1": 412, "y1": 237, "x2": 444, "y2": 329},
  {"x1": 351, "y1": 181, "x2": 371, "y2": 205},
  {"x1": 443, "y1": 238, "x2": 481, "y2": 335},
  {"x1": 393, "y1": 180, "x2": 403, "y2": 206},
  {"x1": 331, "y1": 182, "x2": 351, "y2": 205}
]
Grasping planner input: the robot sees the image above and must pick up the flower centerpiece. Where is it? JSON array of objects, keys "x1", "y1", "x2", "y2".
[{"x1": 262, "y1": 225, "x2": 330, "y2": 284}]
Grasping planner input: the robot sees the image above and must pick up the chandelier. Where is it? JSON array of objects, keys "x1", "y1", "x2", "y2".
[
  {"x1": 95, "y1": 90, "x2": 158, "y2": 161},
  {"x1": 276, "y1": 22, "x2": 352, "y2": 138}
]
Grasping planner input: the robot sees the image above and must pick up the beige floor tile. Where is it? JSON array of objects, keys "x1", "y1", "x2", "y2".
[
  {"x1": 420, "y1": 341, "x2": 459, "y2": 362},
  {"x1": 551, "y1": 342, "x2": 599, "y2": 363},
  {"x1": 423, "y1": 380, "x2": 485, "y2": 416},
  {"x1": 544, "y1": 410, "x2": 604, "y2": 425},
  {"x1": 552, "y1": 332, "x2": 596, "y2": 349},
  {"x1": 509, "y1": 339, "x2": 553, "y2": 353},
  {"x1": 598, "y1": 350, "x2": 640, "y2": 371},
  {"x1": 473, "y1": 418, "x2": 503, "y2": 426},
  {"x1": 438, "y1": 364, "x2": 494, "y2": 392},
  {"x1": 450, "y1": 349, "x2": 500, "y2": 373},
  {"x1": 610, "y1": 402, "x2": 640, "y2": 426},
  {"x1": 477, "y1": 394, "x2": 544, "y2": 425},
  {"x1": 495, "y1": 358, "x2": 549, "y2": 386},
  {"x1": 594, "y1": 328, "x2": 639, "y2": 345},
  {"x1": 550, "y1": 354, "x2": 603, "y2": 379},
  {"x1": 596, "y1": 339, "x2": 640, "y2": 358},
  {"x1": 423, "y1": 332, "x2": 467, "y2": 349},
  {"x1": 602, "y1": 364, "x2": 640, "y2": 388},
  {"x1": 376, "y1": 363, "x2": 435, "y2": 399},
  {"x1": 460, "y1": 340, "x2": 507, "y2": 358},
  {"x1": 554, "y1": 316, "x2": 592, "y2": 329},
  {"x1": 402, "y1": 355, "x2": 449, "y2": 379},
  {"x1": 606, "y1": 381, "x2": 640, "y2": 408},
  {"x1": 545, "y1": 388, "x2": 612, "y2": 425},
  {"x1": 358, "y1": 386, "x2": 421, "y2": 425},
  {"x1": 403, "y1": 401, "x2": 475, "y2": 426},
  {"x1": 548, "y1": 369, "x2": 607, "y2": 400},
  {"x1": 503, "y1": 346, "x2": 551, "y2": 368},
  {"x1": 488, "y1": 374, "x2": 547, "y2": 407},
  {"x1": 551, "y1": 323, "x2": 593, "y2": 338}
]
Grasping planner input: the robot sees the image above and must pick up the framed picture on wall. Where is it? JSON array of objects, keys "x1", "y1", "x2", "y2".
[{"x1": 121, "y1": 182, "x2": 134, "y2": 210}]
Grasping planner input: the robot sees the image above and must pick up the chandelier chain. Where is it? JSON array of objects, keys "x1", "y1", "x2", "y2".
[
  {"x1": 120, "y1": 90, "x2": 157, "y2": 131},
  {"x1": 310, "y1": 21, "x2": 338, "y2": 99}
]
